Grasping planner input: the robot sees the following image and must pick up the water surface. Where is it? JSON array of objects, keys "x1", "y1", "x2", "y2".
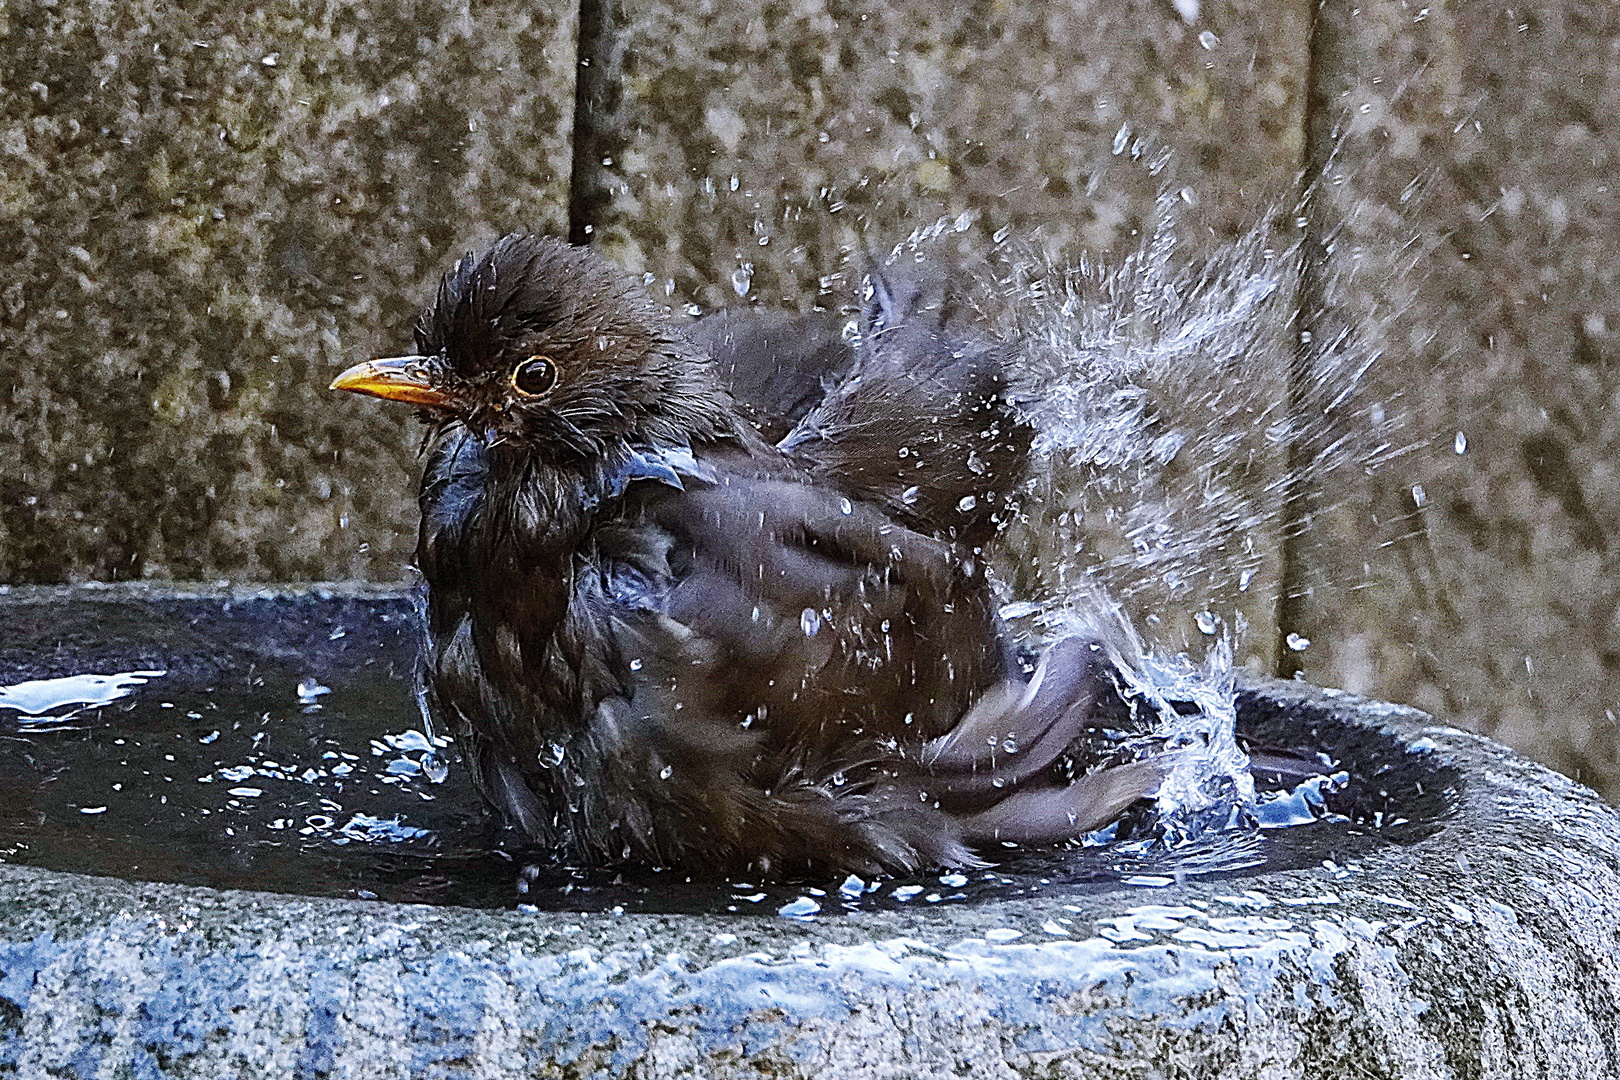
[{"x1": 0, "y1": 589, "x2": 1456, "y2": 914}]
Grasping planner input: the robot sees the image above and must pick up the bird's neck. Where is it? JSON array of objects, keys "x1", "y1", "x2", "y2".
[
  {"x1": 415, "y1": 407, "x2": 759, "y2": 641},
  {"x1": 416, "y1": 427, "x2": 583, "y2": 644},
  {"x1": 626, "y1": 361, "x2": 754, "y2": 453}
]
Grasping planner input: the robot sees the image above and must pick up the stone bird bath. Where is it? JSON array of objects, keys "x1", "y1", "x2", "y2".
[{"x1": 0, "y1": 584, "x2": 1616, "y2": 1078}]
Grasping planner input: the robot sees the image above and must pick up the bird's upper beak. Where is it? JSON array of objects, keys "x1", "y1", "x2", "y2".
[{"x1": 328, "y1": 356, "x2": 450, "y2": 408}]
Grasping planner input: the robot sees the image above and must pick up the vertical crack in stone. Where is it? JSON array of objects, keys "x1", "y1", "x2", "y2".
[
  {"x1": 568, "y1": 0, "x2": 626, "y2": 246},
  {"x1": 1276, "y1": 0, "x2": 1334, "y2": 680}
]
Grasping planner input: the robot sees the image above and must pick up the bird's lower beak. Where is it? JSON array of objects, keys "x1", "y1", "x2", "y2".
[{"x1": 328, "y1": 356, "x2": 449, "y2": 408}]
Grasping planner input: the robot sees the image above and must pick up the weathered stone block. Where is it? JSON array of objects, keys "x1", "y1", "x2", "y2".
[
  {"x1": 576, "y1": 0, "x2": 1312, "y2": 311},
  {"x1": 1289, "y1": 0, "x2": 1620, "y2": 797},
  {"x1": 0, "y1": 0, "x2": 577, "y2": 582}
]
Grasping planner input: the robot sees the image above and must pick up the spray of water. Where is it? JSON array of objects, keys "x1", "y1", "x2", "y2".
[{"x1": 883, "y1": 185, "x2": 1402, "y2": 839}]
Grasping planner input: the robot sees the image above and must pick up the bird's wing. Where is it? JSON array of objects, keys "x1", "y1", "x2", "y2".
[
  {"x1": 558, "y1": 457, "x2": 1011, "y2": 872},
  {"x1": 582, "y1": 452, "x2": 1172, "y2": 870},
  {"x1": 605, "y1": 457, "x2": 1009, "y2": 743},
  {"x1": 681, "y1": 308, "x2": 854, "y2": 443},
  {"x1": 777, "y1": 265, "x2": 1032, "y2": 548}
]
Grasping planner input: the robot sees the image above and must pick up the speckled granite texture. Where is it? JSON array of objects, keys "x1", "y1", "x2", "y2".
[
  {"x1": 1, "y1": 678, "x2": 1617, "y2": 1078},
  {"x1": 0, "y1": 0, "x2": 577, "y2": 582},
  {"x1": 1285, "y1": 0, "x2": 1620, "y2": 800}
]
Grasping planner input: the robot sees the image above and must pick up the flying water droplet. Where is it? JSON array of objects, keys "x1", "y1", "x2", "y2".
[
  {"x1": 957, "y1": 495, "x2": 978, "y2": 513},
  {"x1": 1196, "y1": 611, "x2": 1218, "y2": 634},
  {"x1": 546, "y1": 742, "x2": 566, "y2": 767},
  {"x1": 839, "y1": 497, "x2": 853, "y2": 515},
  {"x1": 800, "y1": 607, "x2": 823, "y2": 636},
  {"x1": 1198, "y1": 30, "x2": 1220, "y2": 49},
  {"x1": 1454, "y1": 431, "x2": 1468, "y2": 454},
  {"x1": 1286, "y1": 633, "x2": 1311, "y2": 652},
  {"x1": 659, "y1": 765, "x2": 673, "y2": 780},
  {"x1": 730, "y1": 264, "x2": 752, "y2": 297},
  {"x1": 1112, "y1": 122, "x2": 1131, "y2": 155}
]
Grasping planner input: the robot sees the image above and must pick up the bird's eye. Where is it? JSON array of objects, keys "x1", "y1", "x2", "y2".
[{"x1": 510, "y1": 356, "x2": 559, "y2": 397}]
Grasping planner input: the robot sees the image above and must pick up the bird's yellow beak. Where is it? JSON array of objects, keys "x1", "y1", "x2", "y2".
[{"x1": 328, "y1": 356, "x2": 449, "y2": 408}]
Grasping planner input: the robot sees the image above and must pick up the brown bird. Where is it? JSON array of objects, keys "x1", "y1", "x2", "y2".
[{"x1": 330, "y1": 234, "x2": 1167, "y2": 877}]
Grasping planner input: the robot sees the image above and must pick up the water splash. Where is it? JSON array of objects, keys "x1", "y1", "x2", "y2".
[
  {"x1": 884, "y1": 183, "x2": 1401, "y2": 840},
  {"x1": 1038, "y1": 589, "x2": 1253, "y2": 836},
  {"x1": 985, "y1": 203, "x2": 1303, "y2": 642}
]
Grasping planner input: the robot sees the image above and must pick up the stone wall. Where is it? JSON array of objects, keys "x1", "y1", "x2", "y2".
[
  {"x1": 1288, "y1": 0, "x2": 1620, "y2": 798},
  {"x1": 0, "y1": 0, "x2": 578, "y2": 581},
  {"x1": 2, "y1": 0, "x2": 1616, "y2": 796}
]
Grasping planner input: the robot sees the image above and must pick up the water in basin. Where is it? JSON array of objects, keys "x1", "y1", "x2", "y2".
[{"x1": 0, "y1": 590, "x2": 1457, "y2": 916}]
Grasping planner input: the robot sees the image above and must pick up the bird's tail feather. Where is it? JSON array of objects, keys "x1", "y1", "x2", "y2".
[{"x1": 955, "y1": 757, "x2": 1173, "y2": 847}]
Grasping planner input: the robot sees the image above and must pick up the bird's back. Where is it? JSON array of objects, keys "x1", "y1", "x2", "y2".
[{"x1": 736, "y1": 265, "x2": 1033, "y2": 550}]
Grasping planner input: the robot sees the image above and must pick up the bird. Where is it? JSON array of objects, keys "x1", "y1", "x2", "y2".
[{"x1": 330, "y1": 233, "x2": 1170, "y2": 877}]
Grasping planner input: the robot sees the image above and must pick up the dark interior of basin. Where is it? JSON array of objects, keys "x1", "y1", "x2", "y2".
[{"x1": 0, "y1": 589, "x2": 1461, "y2": 914}]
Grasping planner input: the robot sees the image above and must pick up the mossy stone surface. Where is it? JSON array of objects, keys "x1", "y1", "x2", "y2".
[
  {"x1": 0, "y1": 0, "x2": 577, "y2": 583},
  {"x1": 575, "y1": 0, "x2": 1311, "y2": 312}
]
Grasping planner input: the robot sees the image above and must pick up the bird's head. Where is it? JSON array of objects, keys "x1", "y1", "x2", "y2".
[{"x1": 330, "y1": 234, "x2": 736, "y2": 462}]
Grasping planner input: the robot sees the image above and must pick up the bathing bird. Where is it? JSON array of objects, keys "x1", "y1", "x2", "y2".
[{"x1": 330, "y1": 234, "x2": 1167, "y2": 876}]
